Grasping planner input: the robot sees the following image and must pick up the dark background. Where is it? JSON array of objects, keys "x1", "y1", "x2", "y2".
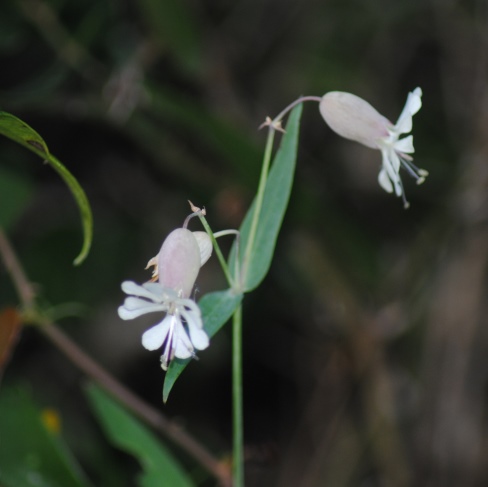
[{"x1": 1, "y1": 0, "x2": 488, "y2": 486}]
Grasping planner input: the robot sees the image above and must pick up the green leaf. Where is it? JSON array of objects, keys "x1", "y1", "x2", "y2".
[
  {"x1": 0, "y1": 111, "x2": 93, "y2": 265},
  {"x1": 233, "y1": 104, "x2": 303, "y2": 292},
  {"x1": 85, "y1": 383, "x2": 194, "y2": 487},
  {"x1": 163, "y1": 289, "x2": 243, "y2": 402},
  {"x1": 0, "y1": 166, "x2": 33, "y2": 229},
  {"x1": 0, "y1": 387, "x2": 91, "y2": 487}
]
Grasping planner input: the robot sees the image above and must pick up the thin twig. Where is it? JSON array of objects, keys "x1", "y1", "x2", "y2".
[
  {"x1": 0, "y1": 226, "x2": 231, "y2": 487},
  {"x1": 39, "y1": 322, "x2": 231, "y2": 487},
  {"x1": 0, "y1": 228, "x2": 35, "y2": 310}
]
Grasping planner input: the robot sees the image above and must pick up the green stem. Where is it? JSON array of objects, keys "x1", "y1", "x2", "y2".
[
  {"x1": 232, "y1": 304, "x2": 244, "y2": 487},
  {"x1": 197, "y1": 215, "x2": 235, "y2": 287},
  {"x1": 241, "y1": 128, "x2": 276, "y2": 286}
]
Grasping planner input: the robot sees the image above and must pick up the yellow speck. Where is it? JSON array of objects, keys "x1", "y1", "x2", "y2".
[{"x1": 41, "y1": 408, "x2": 61, "y2": 434}]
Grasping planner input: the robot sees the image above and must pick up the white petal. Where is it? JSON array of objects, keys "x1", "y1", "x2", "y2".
[
  {"x1": 142, "y1": 316, "x2": 172, "y2": 351},
  {"x1": 188, "y1": 325, "x2": 209, "y2": 351},
  {"x1": 387, "y1": 149, "x2": 401, "y2": 173},
  {"x1": 395, "y1": 113, "x2": 412, "y2": 135},
  {"x1": 118, "y1": 301, "x2": 166, "y2": 320},
  {"x1": 192, "y1": 231, "x2": 213, "y2": 266},
  {"x1": 394, "y1": 88, "x2": 422, "y2": 134},
  {"x1": 378, "y1": 169, "x2": 393, "y2": 193},
  {"x1": 179, "y1": 308, "x2": 202, "y2": 333},
  {"x1": 123, "y1": 296, "x2": 163, "y2": 311},
  {"x1": 381, "y1": 150, "x2": 402, "y2": 196},
  {"x1": 179, "y1": 300, "x2": 202, "y2": 321},
  {"x1": 178, "y1": 298, "x2": 201, "y2": 316},
  {"x1": 408, "y1": 87, "x2": 423, "y2": 115},
  {"x1": 394, "y1": 135, "x2": 415, "y2": 154},
  {"x1": 121, "y1": 281, "x2": 160, "y2": 301},
  {"x1": 173, "y1": 322, "x2": 194, "y2": 359}
]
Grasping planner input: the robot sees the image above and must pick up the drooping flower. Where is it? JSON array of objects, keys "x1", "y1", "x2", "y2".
[
  {"x1": 319, "y1": 87, "x2": 427, "y2": 208},
  {"x1": 118, "y1": 227, "x2": 212, "y2": 370}
]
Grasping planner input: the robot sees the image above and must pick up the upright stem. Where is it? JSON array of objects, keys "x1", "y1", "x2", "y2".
[
  {"x1": 232, "y1": 304, "x2": 244, "y2": 487},
  {"x1": 241, "y1": 129, "x2": 275, "y2": 286},
  {"x1": 240, "y1": 95, "x2": 321, "y2": 288},
  {"x1": 196, "y1": 215, "x2": 235, "y2": 287}
]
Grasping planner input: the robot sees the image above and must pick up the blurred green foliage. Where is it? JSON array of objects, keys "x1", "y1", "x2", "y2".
[{"x1": 1, "y1": 0, "x2": 488, "y2": 486}]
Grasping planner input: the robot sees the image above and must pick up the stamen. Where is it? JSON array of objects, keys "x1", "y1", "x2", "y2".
[
  {"x1": 397, "y1": 177, "x2": 410, "y2": 209},
  {"x1": 160, "y1": 316, "x2": 176, "y2": 370},
  {"x1": 398, "y1": 154, "x2": 428, "y2": 185}
]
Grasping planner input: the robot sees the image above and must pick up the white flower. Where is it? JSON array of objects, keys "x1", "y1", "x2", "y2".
[
  {"x1": 319, "y1": 87, "x2": 428, "y2": 208},
  {"x1": 118, "y1": 228, "x2": 212, "y2": 370}
]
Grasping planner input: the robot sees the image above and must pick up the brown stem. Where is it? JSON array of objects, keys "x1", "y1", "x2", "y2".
[
  {"x1": 0, "y1": 228, "x2": 35, "y2": 309},
  {"x1": 39, "y1": 322, "x2": 231, "y2": 487},
  {"x1": 0, "y1": 227, "x2": 231, "y2": 486}
]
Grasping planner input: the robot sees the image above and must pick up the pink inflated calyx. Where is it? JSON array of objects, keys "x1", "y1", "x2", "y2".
[
  {"x1": 319, "y1": 91, "x2": 391, "y2": 149},
  {"x1": 157, "y1": 228, "x2": 201, "y2": 298}
]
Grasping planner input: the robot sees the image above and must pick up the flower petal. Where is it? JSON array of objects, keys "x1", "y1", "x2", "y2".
[
  {"x1": 118, "y1": 303, "x2": 166, "y2": 320},
  {"x1": 378, "y1": 168, "x2": 393, "y2": 193},
  {"x1": 121, "y1": 281, "x2": 161, "y2": 301},
  {"x1": 123, "y1": 296, "x2": 163, "y2": 311},
  {"x1": 394, "y1": 88, "x2": 422, "y2": 134},
  {"x1": 188, "y1": 325, "x2": 209, "y2": 351},
  {"x1": 394, "y1": 135, "x2": 415, "y2": 154},
  {"x1": 381, "y1": 150, "x2": 402, "y2": 196},
  {"x1": 173, "y1": 321, "x2": 194, "y2": 359},
  {"x1": 142, "y1": 316, "x2": 172, "y2": 351}
]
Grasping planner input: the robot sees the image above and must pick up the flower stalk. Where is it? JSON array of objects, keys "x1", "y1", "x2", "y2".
[{"x1": 232, "y1": 303, "x2": 244, "y2": 487}]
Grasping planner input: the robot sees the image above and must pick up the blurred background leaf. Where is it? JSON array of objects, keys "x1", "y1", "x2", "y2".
[
  {"x1": 0, "y1": 112, "x2": 92, "y2": 264},
  {"x1": 85, "y1": 383, "x2": 195, "y2": 487},
  {"x1": 0, "y1": 386, "x2": 91, "y2": 487}
]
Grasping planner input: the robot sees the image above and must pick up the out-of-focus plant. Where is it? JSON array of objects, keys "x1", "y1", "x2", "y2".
[
  {"x1": 3, "y1": 1, "x2": 488, "y2": 486},
  {"x1": 0, "y1": 77, "x2": 426, "y2": 487}
]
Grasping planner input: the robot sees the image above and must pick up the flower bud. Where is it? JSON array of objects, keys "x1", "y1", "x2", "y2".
[{"x1": 157, "y1": 228, "x2": 201, "y2": 298}]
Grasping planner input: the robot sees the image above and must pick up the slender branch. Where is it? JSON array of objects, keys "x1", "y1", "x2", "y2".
[
  {"x1": 232, "y1": 304, "x2": 244, "y2": 487},
  {"x1": 39, "y1": 322, "x2": 231, "y2": 487},
  {"x1": 0, "y1": 226, "x2": 231, "y2": 487},
  {"x1": 0, "y1": 228, "x2": 36, "y2": 310},
  {"x1": 272, "y1": 95, "x2": 321, "y2": 124}
]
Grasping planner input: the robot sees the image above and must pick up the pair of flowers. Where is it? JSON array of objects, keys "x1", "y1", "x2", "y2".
[{"x1": 119, "y1": 88, "x2": 427, "y2": 370}]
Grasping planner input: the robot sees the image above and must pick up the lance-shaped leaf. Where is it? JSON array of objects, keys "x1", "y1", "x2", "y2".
[
  {"x1": 0, "y1": 111, "x2": 93, "y2": 265},
  {"x1": 0, "y1": 387, "x2": 91, "y2": 487},
  {"x1": 231, "y1": 104, "x2": 303, "y2": 292},
  {"x1": 85, "y1": 383, "x2": 195, "y2": 487}
]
